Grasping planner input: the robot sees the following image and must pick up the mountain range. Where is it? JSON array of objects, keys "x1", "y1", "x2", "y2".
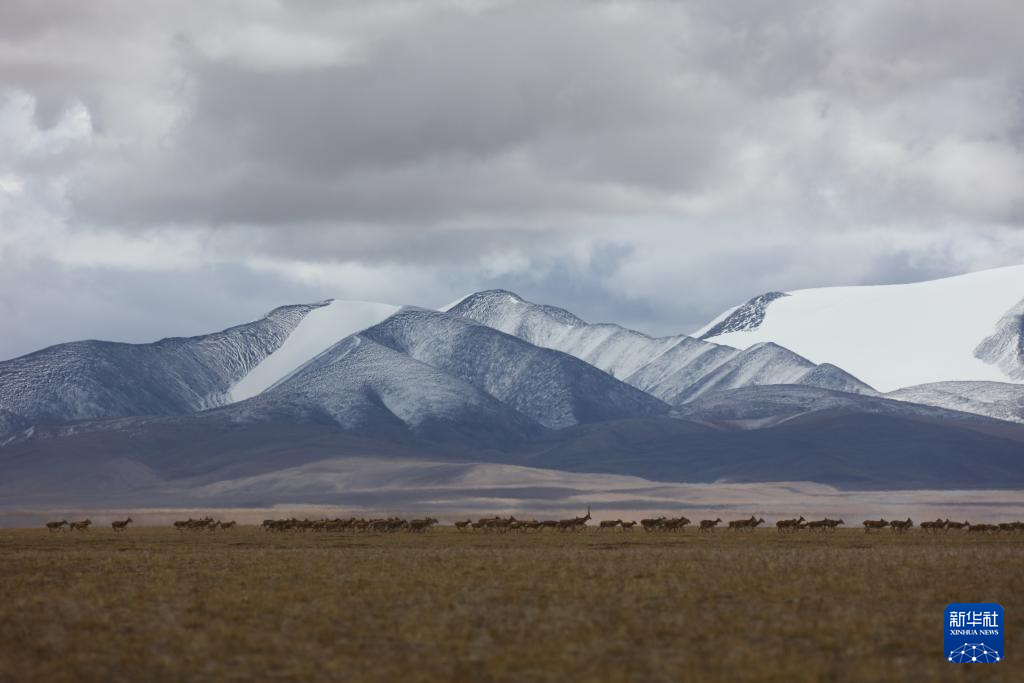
[{"x1": 1, "y1": 266, "x2": 1023, "y2": 506}]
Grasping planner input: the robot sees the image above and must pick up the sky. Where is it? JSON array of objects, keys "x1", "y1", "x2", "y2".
[{"x1": 1, "y1": 0, "x2": 1023, "y2": 360}]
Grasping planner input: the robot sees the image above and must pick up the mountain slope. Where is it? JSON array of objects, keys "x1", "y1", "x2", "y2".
[
  {"x1": 228, "y1": 299, "x2": 399, "y2": 402},
  {"x1": 975, "y1": 297, "x2": 1024, "y2": 380},
  {"x1": 448, "y1": 290, "x2": 876, "y2": 405},
  {"x1": 517, "y1": 410, "x2": 1024, "y2": 489},
  {"x1": 668, "y1": 343, "x2": 875, "y2": 403},
  {"x1": 697, "y1": 265, "x2": 1024, "y2": 391},
  {"x1": 361, "y1": 307, "x2": 669, "y2": 428},
  {"x1": 447, "y1": 289, "x2": 685, "y2": 380},
  {"x1": 234, "y1": 334, "x2": 544, "y2": 448},
  {"x1": 0, "y1": 302, "x2": 326, "y2": 425},
  {"x1": 887, "y1": 381, "x2": 1024, "y2": 425}
]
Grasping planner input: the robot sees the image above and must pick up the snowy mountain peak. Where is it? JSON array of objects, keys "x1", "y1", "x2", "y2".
[
  {"x1": 450, "y1": 290, "x2": 589, "y2": 329},
  {"x1": 698, "y1": 265, "x2": 1024, "y2": 392},
  {"x1": 698, "y1": 291, "x2": 788, "y2": 339}
]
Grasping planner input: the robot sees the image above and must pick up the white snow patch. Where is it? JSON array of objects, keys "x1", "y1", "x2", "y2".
[
  {"x1": 439, "y1": 293, "x2": 473, "y2": 312},
  {"x1": 229, "y1": 300, "x2": 398, "y2": 401},
  {"x1": 699, "y1": 265, "x2": 1024, "y2": 392}
]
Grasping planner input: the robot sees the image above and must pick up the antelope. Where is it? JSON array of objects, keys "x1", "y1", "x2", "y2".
[
  {"x1": 944, "y1": 519, "x2": 969, "y2": 532},
  {"x1": 620, "y1": 521, "x2": 637, "y2": 531},
  {"x1": 920, "y1": 518, "x2": 945, "y2": 533},
  {"x1": 454, "y1": 520, "x2": 472, "y2": 532},
  {"x1": 45, "y1": 520, "x2": 68, "y2": 532},
  {"x1": 558, "y1": 507, "x2": 591, "y2": 533},
  {"x1": 407, "y1": 518, "x2": 439, "y2": 533},
  {"x1": 641, "y1": 517, "x2": 666, "y2": 532},
  {"x1": 599, "y1": 520, "x2": 622, "y2": 531},
  {"x1": 111, "y1": 517, "x2": 133, "y2": 532},
  {"x1": 776, "y1": 516, "x2": 804, "y2": 533},
  {"x1": 805, "y1": 519, "x2": 830, "y2": 532},
  {"x1": 969, "y1": 523, "x2": 997, "y2": 533},
  {"x1": 218, "y1": 521, "x2": 237, "y2": 530},
  {"x1": 662, "y1": 516, "x2": 691, "y2": 532},
  {"x1": 890, "y1": 518, "x2": 913, "y2": 534},
  {"x1": 699, "y1": 518, "x2": 722, "y2": 533},
  {"x1": 68, "y1": 519, "x2": 92, "y2": 532},
  {"x1": 862, "y1": 519, "x2": 888, "y2": 533},
  {"x1": 823, "y1": 518, "x2": 844, "y2": 531},
  {"x1": 728, "y1": 516, "x2": 764, "y2": 532}
]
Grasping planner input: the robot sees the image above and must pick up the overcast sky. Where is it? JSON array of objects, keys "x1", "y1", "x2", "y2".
[{"x1": 1, "y1": 1, "x2": 1023, "y2": 359}]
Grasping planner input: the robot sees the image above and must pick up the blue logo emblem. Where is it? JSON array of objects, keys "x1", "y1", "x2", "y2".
[{"x1": 945, "y1": 603, "x2": 1003, "y2": 663}]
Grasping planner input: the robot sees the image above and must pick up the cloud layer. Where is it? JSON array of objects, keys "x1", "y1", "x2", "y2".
[{"x1": 2, "y1": 0, "x2": 1023, "y2": 357}]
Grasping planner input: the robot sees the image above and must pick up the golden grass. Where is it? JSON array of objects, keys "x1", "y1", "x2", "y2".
[{"x1": 0, "y1": 526, "x2": 1020, "y2": 682}]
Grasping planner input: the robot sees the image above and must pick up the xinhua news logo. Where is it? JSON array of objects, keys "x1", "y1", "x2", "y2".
[{"x1": 945, "y1": 603, "x2": 1003, "y2": 663}]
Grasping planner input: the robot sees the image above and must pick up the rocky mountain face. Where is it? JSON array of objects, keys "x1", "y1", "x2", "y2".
[
  {"x1": 0, "y1": 303, "x2": 325, "y2": 428},
  {"x1": 448, "y1": 290, "x2": 877, "y2": 404}
]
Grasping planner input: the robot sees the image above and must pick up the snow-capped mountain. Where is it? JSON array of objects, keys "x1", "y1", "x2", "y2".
[
  {"x1": 360, "y1": 307, "x2": 668, "y2": 428},
  {"x1": 447, "y1": 290, "x2": 877, "y2": 404},
  {"x1": 229, "y1": 299, "x2": 398, "y2": 402},
  {"x1": 3, "y1": 266, "x2": 1024, "y2": 503},
  {"x1": 696, "y1": 265, "x2": 1024, "y2": 392},
  {"x1": 0, "y1": 302, "x2": 326, "y2": 428},
  {"x1": 232, "y1": 334, "x2": 544, "y2": 448}
]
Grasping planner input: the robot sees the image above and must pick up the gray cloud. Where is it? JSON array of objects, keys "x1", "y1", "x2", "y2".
[{"x1": 1, "y1": 1, "x2": 1024, "y2": 358}]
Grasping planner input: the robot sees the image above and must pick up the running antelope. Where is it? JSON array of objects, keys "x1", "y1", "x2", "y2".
[
  {"x1": 599, "y1": 520, "x2": 622, "y2": 531},
  {"x1": 45, "y1": 520, "x2": 68, "y2": 532},
  {"x1": 620, "y1": 521, "x2": 637, "y2": 531},
  {"x1": 640, "y1": 517, "x2": 667, "y2": 532},
  {"x1": 699, "y1": 518, "x2": 722, "y2": 533},
  {"x1": 776, "y1": 516, "x2": 804, "y2": 533},
  {"x1": 920, "y1": 518, "x2": 945, "y2": 533},
  {"x1": 407, "y1": 518, "x2": 439, "y2": 533},
  {"x1": 890, "y1": 518, "x2": 913, "y2": 534},
  {"x1": 806, "y1": 518, "x2": 843, "y2": 532},
  {"x1": 454, "y1": 520, "x2": 472, "y2": 532},
  {"x1": 557, "y1": 507, "x2": 591, "y2": 532},
  {"x1": 111, "y1": 517, "x2": 133, "y2": 532},
  {"x1": 218, "y1": 521, "x2": 237, "y2": 530},
  {"x1": 728, "y1": 516, "x2": 764, "y2": 532},
  {"x1": 944, "y1": 519, "x2": 969, "y2": 532},
  {"x1": 69, "y1": 519, "x2": 92, "y2": 532},
  {"x1": 862, "y1": 519, "x2": 888, "y2": 533}
]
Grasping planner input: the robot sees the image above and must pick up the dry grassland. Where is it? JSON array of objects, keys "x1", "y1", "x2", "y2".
[{"x1": 0, "y1": 526, "x2": 1020, "y2": 682}]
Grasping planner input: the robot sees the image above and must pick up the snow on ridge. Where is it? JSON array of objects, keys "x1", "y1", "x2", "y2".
[
  {"x1": 698, "y1": 292, "x2": 788, "y2": 339},
  {"x1": 439, "y1": 293, "x2": 473, "y2": 312},
  {"x1": 699, "y1": 265, "x2": 1024, "y2": 392},
  {"x1": 228, "y1": 299, "x2": 399, "y2": 402}
]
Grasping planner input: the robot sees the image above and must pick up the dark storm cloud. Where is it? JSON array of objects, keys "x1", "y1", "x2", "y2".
[{"x1": 1, "y1": 1, "x2": 1024, "y2": 358}]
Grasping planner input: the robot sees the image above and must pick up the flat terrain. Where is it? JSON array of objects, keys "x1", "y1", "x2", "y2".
[{"x1": 0, "y1": 526, "x2": 1021, "y2": 682}]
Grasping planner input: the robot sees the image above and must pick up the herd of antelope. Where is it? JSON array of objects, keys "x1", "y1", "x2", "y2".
[
  {"x1": 173, "y1": 517, "x2": 238, "y2": 531},
  {"x1": 863, "y1": 518, "x2": 1024, "y2": 534},
  {"x1": 41, "y1": 512, "x2": 1024, "y2": 536},
  {"x1": 260, "y1": 516, "x2": 440, "y2": 533}
]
